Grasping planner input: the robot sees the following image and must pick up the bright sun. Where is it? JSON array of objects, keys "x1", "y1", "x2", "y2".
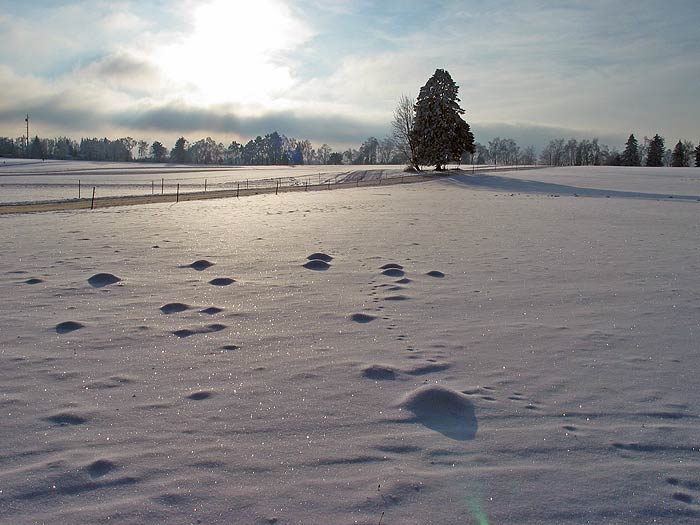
[{"x1": 154, "y1": 0, "x2": 312, "y2": 108}]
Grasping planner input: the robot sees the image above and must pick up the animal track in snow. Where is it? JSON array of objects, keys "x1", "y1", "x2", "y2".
[
  {"x1": 173, "y1": 324, "x2": 227, "y2": 338},
  {"x1": 55, "y1": 321, "x2": 84, "y2": 334},
  {"x1": 187, "y1": 391, "x2": 213, "y2": 400},
  {"x1": 350, "y1": 313, "x2": 377, "y2": 323},
  {"x1": 187, "y1": 260, "x2": 214, "y2": 271},
  {"x1": 200, "y1": 306, "x2": 224, "y2": 315},
  {"x1": 44, "y1": 412, "x2": 88, "y2": 426},
  {"x1": 304, "y1": 253, "x2": 333, "y2": 270},
  {"x1": 209, "y1": 278, "x2": 235, "y2": 286},
  {"x1": 307, "y1": 253, "x2": 333, "y2": 262}
]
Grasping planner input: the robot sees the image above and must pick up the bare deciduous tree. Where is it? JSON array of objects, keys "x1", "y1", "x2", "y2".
[
  {"x1": 137, "y1": 140, "x2": 149, "y2": 160},
  {"x1": 392, "y1": 94, "x2": 418, "y2": 170},
  {"x1": 681, "y1": 139, "x2": 695, "y2": 167}
]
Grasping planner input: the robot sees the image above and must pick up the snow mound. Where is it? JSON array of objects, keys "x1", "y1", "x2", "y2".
[
  {"x1": 188, "y1": 259, "x2": 215, "y2": 271},
  {"x1": 86, "y1": 459, "x2": 117, "y2": 478},
  {"x1": 208, "y1": 278, "x2": 235, "y2": 286},
  {"x1": 303, "y1": 259, "x2": 330, "y2": 271},
  {"x1": 160, "y1": 302, "x2": 190, "y2": 314},
  {"x1": 55, "y1": 321, "x2": 84, "y2": 334},
  {"x1": 88, "y1": 273, "x2": 121, "y2": 287},
  {"x1": 398, "y1": 385, "x2": 477, "y2": 440},
  {"x1": 361, "y1": 364, "x2": 397, "y2": 380}
]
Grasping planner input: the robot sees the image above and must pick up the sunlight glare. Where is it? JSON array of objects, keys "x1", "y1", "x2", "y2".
[{"x1": 155, "y1": 0, "x2": 312, "y2": 107}]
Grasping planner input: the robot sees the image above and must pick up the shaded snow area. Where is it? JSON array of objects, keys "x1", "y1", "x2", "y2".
[{"x1": 1, "y1": 167, "x2": 700, "y2": 524}]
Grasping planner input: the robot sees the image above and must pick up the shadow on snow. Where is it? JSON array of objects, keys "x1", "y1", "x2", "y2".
[{"x1": 445, "y1": 172, "x2": 700, "y2": 202}]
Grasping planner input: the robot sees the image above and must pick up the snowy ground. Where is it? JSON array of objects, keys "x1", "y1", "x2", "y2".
[
  {"x1": 1, "y1": 167, "x2": 699, "y2": 524},
  {"x1": 0, "y1": 160, "x2": 531, "y2": 204},
  {"x1": 0, "y1": 161, "x2": 391, "y2": 203}
]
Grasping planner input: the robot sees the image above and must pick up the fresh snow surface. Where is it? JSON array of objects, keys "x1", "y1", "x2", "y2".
[
  {"x1": 1, "y1": 166, "x2": 700, "y2": 524},
  {"x1": 0, "y1": 161, "x2": 411, "y2": 204},
  {"x1": 0, "y1": 160, "x2": 530, "y2": 204}
]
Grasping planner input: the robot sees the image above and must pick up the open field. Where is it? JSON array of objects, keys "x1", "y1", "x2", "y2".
[
  {"x1": 1, "y1": 166, "x2": 699, "y2": 524},
  {"x1": 0, "y1": 160, "x2": 540, "y2": 206}
]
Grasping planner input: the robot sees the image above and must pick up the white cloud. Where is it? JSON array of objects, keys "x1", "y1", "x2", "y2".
[
  {"x1": 150, "y1": 0, "x2": 315, "y2": 108},
  {"x1": 0, "y1": 0, "x2": 698, "y2": 146}
]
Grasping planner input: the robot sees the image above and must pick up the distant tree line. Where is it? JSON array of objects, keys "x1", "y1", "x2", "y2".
[
  {"x1": 0, "y1": 131, "x2": 416, "y2": 166},
  {"x1": 1, "y1": 123, "x2": 696, "y2": 169},
  {"x1": 536, "y1": 134, "x2": 698, "y2": 167}
]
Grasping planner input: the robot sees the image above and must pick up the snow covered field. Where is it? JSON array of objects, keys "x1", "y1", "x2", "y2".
[
  {"x1": 0, "y1": 160, "x2": 533, "y2": 204},
  {"x1": 1, "y1": 166, "x2": 700, "y2": 524},
  {"x1": 0, "y1": 160, "x2": 398, "y2": 204}
]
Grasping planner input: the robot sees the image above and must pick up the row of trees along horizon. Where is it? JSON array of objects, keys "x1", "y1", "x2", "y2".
[{"x1": 1, "y1": 69, "x2": 699, "y2": 169}]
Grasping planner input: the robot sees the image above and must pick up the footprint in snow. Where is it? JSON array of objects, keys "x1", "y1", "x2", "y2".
[
  {"x1": 186, "y1": 260, "x2": 214, "y2": 271},
  {"x1": 55, "y1": 321, "x2": 84, "y2": 334},
  {"x1": 350, "y1": 313, "x2": 377, "y2": 323},
  {"x1": 209, "y1": 278, "x2": 235, "y2": 286},
  {"x1": 88, "y1": 273, "x2": 121, "y2": 287}
]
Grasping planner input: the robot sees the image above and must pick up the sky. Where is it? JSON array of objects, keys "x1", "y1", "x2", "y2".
[{"x1": 1, "y1": 0, "x2": 699, "y2": 151}]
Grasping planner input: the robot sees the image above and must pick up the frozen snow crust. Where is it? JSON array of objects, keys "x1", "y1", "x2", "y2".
[{"x1": 1, "y1": 166, "x2": 700, "y2": 523}]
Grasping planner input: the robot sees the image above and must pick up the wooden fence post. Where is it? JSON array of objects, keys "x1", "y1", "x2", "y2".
[
  {"x1": 176, "y1": 183, "x2": 180, "y2": 203},
  {"x1": 78, "y1": 180, "x2": 81, "y2": 198},
  {"x1": 237, "y1": 183, "x2": 240, "y2": 198},
  {"x1": 161, "y1": 178, "x2": 164, "y2": 194},
  {"x1": 276, "y1": 179, "x2": 279, "y2": 195},
  {"x1": 91, "y1": 187, "x2": 95, "y2": 209}
]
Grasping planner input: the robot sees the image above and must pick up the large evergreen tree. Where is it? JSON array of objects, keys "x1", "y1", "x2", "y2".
[
  {"x1": 695, "y1": 143, "x2": 700, "y2": 167},
  {"x1": 151, "y1": 141, "x2": 167, "y2": 162},
  {"x1": 411, "y1": 69, "x2": 474, "y2": 170},
  {"x1": 671, "y1": 140, "x2": 686, "y2": 167},
  {"x1": 28, "y1": 136, "x2": 44, "y2": 159},
  {"x1": 646, "y1": 134, "x2": 665, "y2": 167},
  {"x1": 621, "y1": 134, "x2": 640, "y2": 166}
]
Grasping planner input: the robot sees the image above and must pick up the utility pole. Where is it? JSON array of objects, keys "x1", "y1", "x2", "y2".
[{"x1": 25, "y1": 114, "x2": 29, "y2": 154}]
